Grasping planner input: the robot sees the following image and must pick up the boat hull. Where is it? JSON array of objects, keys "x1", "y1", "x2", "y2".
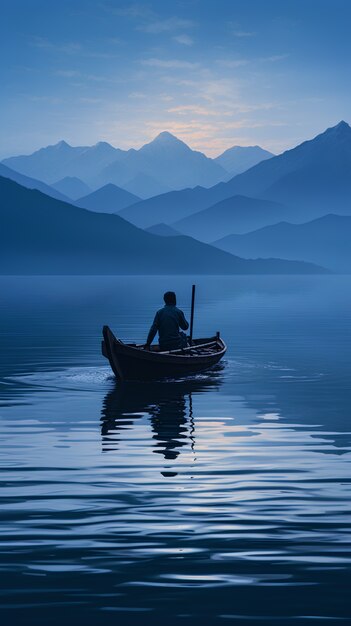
[{"x1": 102, "y1": 325, "x2": 226, "y2": 381}]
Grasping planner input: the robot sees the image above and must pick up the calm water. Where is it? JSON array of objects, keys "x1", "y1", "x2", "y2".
[{"x1": 0, "y1": 275, "x2": 350, "y2": 626}]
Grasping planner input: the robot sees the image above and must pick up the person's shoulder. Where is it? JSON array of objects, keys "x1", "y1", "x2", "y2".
[{"x1": 175, "y1": 306, "x2": 184, "y2": 314}]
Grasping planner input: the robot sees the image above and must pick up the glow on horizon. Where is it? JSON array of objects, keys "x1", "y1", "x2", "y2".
[{"x1": 1, "y1": 0, "x2": 351, "y2": 159}]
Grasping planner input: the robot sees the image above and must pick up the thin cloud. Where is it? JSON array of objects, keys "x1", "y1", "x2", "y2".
[
  {"x1": 79, "y1": 97, "x2": 104, "y2": 104},
  {"x1": 109, "y1": 5, "x2": 194, "y2": 34},
  {"x1": 168, "y1": 105, "x2": 218, "y2": 117},
  {"x1": 161, "y1": 74, "x2": 282, "y2": 120},
  {"x1": 259, "y1": 54, "x2": 289, "y2": 63},
  {"x1": 217, "y1": 59, "x2": 250, "y2": 68},
  {"x1": 141, "y1": 58, "x2": 200, "y2": 69},
  {"x1": 56, "y1": 70, "x2": 81, "y2": 78},
  {"x1": 31, "y1": 37, "x2": 82, "y2": 54},
  {"x1": 31, "y1": 37, "x2": 115, "y2": 59},
  {"x1": 229, "y1": 21, "x2": 256, "y2": 38},
  {"x1": 128, "y1": 91, "x2": 147, "y2": 99},
  {"x1": 26, "y1": 95, "x2": 64, "y2": 105},
  {"x1": 85, "y1": 51, "x2": 116, "y2": 59},
  {"x1": 173, "y1": 34, "x2": 194, "y2": 46},
  {"x1": 107, "y1": 37, "x2": 125, "y2": 45},
  {"x1": 233, "y1": 30, "x2": 255, "y2": 37},
  {"x1": 138, "y1": 17, "x2": 194, "y2": 34},
  {"x1": 104, "y1": 3, "x2": 152, "y2": 19},
  {"x1": 142, "y1": 118, "x2": 284, "y2": 156}
]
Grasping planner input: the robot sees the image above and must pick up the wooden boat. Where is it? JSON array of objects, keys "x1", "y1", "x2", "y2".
[{"x1": 102, "y1": 325, "x2": 227, "y2": 381}]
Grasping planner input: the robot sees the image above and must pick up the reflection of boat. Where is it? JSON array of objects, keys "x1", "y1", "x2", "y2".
[
  {"x1": 101, "y1": 375, "x2": 222, "y2": 465},
  {"x1": 102, "y1": 325, "x2": 227, "y2": 381}
]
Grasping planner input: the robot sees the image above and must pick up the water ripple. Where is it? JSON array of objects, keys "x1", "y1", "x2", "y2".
[{"x1": 1, "y1": 276, "x2": 351, "y2": 625}]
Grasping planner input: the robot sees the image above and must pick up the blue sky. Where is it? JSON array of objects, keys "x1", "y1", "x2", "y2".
[{"x1": 1, "y1": 0, "x2": 350, "y2": 158}]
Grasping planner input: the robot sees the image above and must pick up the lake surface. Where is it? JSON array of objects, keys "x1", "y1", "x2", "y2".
[{"x1": 0, "y1": 275, "x2": 350, "y2": 625}]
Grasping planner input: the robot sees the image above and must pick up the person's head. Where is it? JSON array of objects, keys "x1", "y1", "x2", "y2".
[{"x1": 164, "y1": 291, "x2": 176, "y2": 306}]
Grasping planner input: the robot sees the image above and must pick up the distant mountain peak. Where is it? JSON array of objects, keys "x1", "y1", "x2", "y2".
[
  {"x1": 303, "y1": 120, "x2": 351, "y2": 151},
  {"x1": 57, "y1": 176, "x2": 82, "y2": 183},
  {"x1": 322, "y1": 120, "x2": 351, "y2": 138},
  {"x1": 334, "y1": 120, "x2": 349, "y2": 130},
  {"x1": 100, "y1": 182, "x2": 118, "y2": 190},
  {"x1": 138, "y1": 131, "x2": 192, "y2": 158},
  {"x1": 215, "y1": 144, "x2": 274, "y2": 176},
  {"x1": 145, "y1": 131, "x2": 191, "y2": 150},
  {"x1": 224, "y1": 144, "x2": 265, "y2": 152},
  {"x1": 153, "y1": 131, "x2": 181, "y2": 143},
  {"x1": 54, "y1": 140, "x2": 71, "y2": 149},
  {"x1": 93, "y1": 141, "x2": 115, "y2": 150}
]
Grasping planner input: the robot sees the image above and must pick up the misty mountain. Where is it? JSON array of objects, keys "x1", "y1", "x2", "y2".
[
  {"x1": 119, "y1": 121, "x2": 351, "y2": 228},
  {"x1": 3, "y1": 132, "x2": 227, "y2": 195},
  {"x1": 51, "y1": 176, "x2": 91, "y2": 200},
  {"x1": 0, "y1": 162, "x2": 69, "y2": 203},
  {"x1": 213, "y1": 214, "x2": 351, "y2": 272},
  {"x1": 3, "y1": 140, "x2": 87, "y2": 182},
  {"x1": 173, "y1": 195, "x2": 289, "y2": 242},
  {"x1": 112, "y1": 172, "x2": 171, "y2": 199},
  {"x1": 118, "y1": 185, "x2": 220, "y2": 228},
  {"x1": 0, "y1": 176, "x2": 324, "y2": 275},
  {"x1": 215, "y1": 145, "x2": 274, "y2": 177},
  {"x1": 3, "y1": 140, "x2": 122, "y2": 185},
  {"x1": 124, "y1": 131, "x2": 227, "y2": 189},
  {"x1": 76, "y1": 184, "x2": 140, "y2": 213},
  {"x1": 219, "y1": 121, "x2": 351, "y2": 216},
  {"x1": 145, "y1": 223, "x2": 181, "y2": 237},
  {"x1": 96, "y1": 132, "x2": 227, "y2": 193}
]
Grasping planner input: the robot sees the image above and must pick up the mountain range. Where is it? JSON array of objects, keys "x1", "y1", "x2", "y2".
[
  {"x1": 51, "y1": 176, "x2": 91, "y2": 200},
  {"x1": 2, "y1": 133, "x2": 273, "y2": 199},
  {"x1": 2, "y1": 120, "x2": 351, "y2": 275},
  {"x1": 213, "y1": 214, "x2": 351, "y2": 272},
  {"x1": 76, "y1": 184, "x2": 140, "y2": 214},
  {"x1": 120, "y1": 172, "x2": 171, "y2": 198},
  {"x1": 3, "y1": 140, "x2": 119, "y2": 187},
  {"x1": 216, "y1": 121, "x2": 351, "y2": 217},
  {"x1": 173, "y1": 195, "x2": 289, "y2": 242},
  {"x1": 145, "y1": 223, "x2": 181, "y2": 237},
  {"x1": 118, "y1": 121, "x2": 351, "y2": 235},
  {"x1": 214, "y1": 145, "x2": 273, "y2": 177},
  {"x1": 0, "y1": 175, "x2": 324, "y2": 275},
  {"x1": 0, "y1": 162, "x2": 69, "y2": 203},
  {"x1": 96, "y1": 132, "x2": 227, "y2": 193}
]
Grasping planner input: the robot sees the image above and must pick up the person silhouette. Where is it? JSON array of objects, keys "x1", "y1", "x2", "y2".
[{"x1": 145, "y1": 291, "x2": 189, "y2": 352}]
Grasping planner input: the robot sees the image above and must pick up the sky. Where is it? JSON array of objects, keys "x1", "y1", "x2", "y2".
[{"x1": 1, "y1": 0, "x2": 351, "y2": 158}]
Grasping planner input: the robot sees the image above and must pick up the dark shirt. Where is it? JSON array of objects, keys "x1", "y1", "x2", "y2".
[{"x1": 147, "y1": 305, "x2": 189, "y2": 350}]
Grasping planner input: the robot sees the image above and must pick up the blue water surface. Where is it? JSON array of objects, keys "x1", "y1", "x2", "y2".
[{"x1": 0, "y1": 275, "x2": 350, "y2": 625}]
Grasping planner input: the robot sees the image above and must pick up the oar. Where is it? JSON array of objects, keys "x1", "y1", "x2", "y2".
[{"x1": 189, "y1": 284, "x2": 196, "y2": 345}]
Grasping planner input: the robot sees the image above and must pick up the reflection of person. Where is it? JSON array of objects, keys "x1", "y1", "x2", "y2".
[
  {"x1": 149, "y1": 395, "x2": 187, "y2": 461},
  {"x1": 145, "y1": 291, "x2": 189, "y2": 351},
  {"x1": 101, "y1": 376, "x2": 222, "y2": 464},
  {"x1": 100, "y1": 382, "x2": 191, "y2": 462}
]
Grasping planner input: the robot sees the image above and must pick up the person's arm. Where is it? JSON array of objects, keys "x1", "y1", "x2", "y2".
[
  {"x1": 146, "y1": 312, "x2": 159, "y2": 346},
  {"x1": 178, "y1": 310, "x2": 189, "y2": 331}
]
